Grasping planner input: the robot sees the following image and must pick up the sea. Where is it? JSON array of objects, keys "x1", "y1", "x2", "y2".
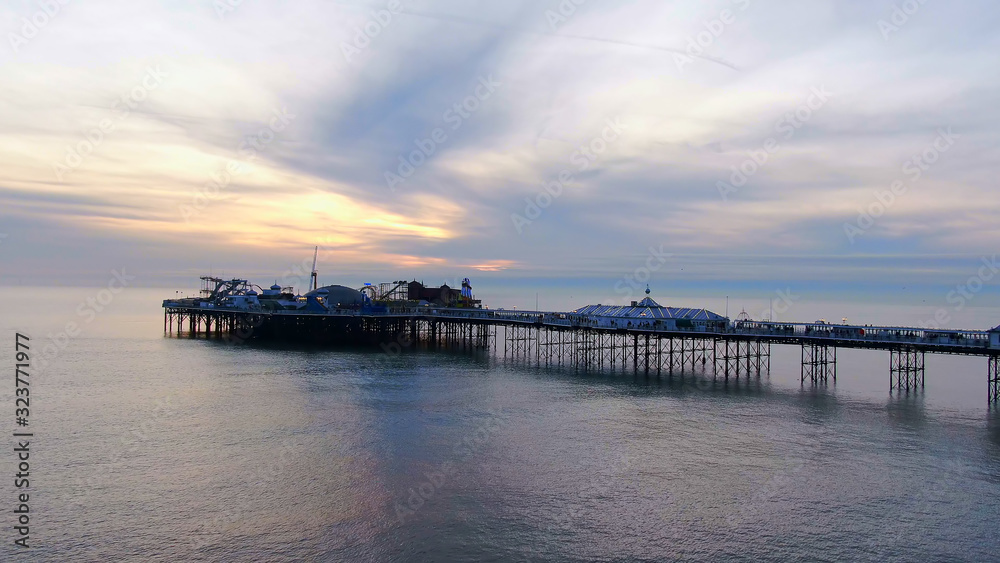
[{"x1": 2, "y1": 287, "x2": 1000, "y2": 562}]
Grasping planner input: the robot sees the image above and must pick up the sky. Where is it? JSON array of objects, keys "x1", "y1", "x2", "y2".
[{"x1": 1, "y1": 0, "x2": 999, "y2": 314}]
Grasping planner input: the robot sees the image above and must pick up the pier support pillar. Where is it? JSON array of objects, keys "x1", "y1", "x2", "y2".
[
  {"x1": 714, "y1": 339, "x2": 738, "y2": 379},
  {"x1": 632, "y1": 334, "x2": 638, "y2": 372},
  {"x1": 801, "y1": 343, "x2": 836, "y2": 384},
  {"x1": 890, "y1": 348, "x2": 925, "y2": 392},
  {"x1": 643, "y1": 334, "x2": 651, "y2": 374},
  {"x1": 714, "y1": 339, "x2": 770, "y2": 379},
  {"x1": 989, "y1": 355, "x2": 1000, "y2": 404}
]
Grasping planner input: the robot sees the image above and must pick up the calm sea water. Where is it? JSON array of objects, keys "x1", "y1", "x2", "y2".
[{"x1": 2, "y1": 287, "x2": 1000, "y2": 562}]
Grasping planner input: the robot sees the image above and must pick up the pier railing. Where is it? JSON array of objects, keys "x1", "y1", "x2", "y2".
[{"x1": 421, "y1": 309, "x2": 992, "y2": 350}]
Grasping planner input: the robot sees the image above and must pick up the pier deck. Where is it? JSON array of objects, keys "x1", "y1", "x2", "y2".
[{"x1": 163, "y1": 303, "x2": 1000, "y2": 405}]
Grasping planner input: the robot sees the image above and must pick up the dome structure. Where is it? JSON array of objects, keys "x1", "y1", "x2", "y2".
[
  {"x1": 262, "y1": 283, "x2": 283, "y2": 297},
  {"x1": 305, "y1": 284, "x2": 366, "y2": 306}
]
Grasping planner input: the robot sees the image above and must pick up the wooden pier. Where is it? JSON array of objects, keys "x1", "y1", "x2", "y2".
[{"x1": 163, "y1": 305, "x2": 1000, "y2": 405}]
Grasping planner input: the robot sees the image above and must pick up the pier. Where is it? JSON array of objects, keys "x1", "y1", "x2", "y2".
[{"x1": 163, "y1": 286, "x2": 1000, "y2": 405}]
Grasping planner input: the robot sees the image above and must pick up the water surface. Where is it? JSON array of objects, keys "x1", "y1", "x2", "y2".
[{"x1": 2, "y1": 288, "x2": 999, "y2": 562}]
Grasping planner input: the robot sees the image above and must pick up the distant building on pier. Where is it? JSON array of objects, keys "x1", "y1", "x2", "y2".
[
  {"x1": 571, "y1": 296, "x2": 727, "y2": 331},
  {"x1": 407, "y1": 279, "x2": 481, "y2": 308}
]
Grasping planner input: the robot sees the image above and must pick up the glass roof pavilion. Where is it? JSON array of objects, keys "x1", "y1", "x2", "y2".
[{"x1": 571, "y1": 297, "x2": 727, "y2": 321}]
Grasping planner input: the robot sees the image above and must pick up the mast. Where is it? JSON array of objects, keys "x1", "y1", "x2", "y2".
[{"x1": 310, "y1": 246, "x2": 318, "y2": 291}]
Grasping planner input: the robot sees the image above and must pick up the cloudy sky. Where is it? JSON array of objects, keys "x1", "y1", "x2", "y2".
[{"x1": 1, "y1": 0, "x2": 998, "y2": 308}]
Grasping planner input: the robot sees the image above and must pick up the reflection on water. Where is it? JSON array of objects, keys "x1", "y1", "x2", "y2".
[{"x1": 886, "y1": 390, "x2": 930, "y2": 430}]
